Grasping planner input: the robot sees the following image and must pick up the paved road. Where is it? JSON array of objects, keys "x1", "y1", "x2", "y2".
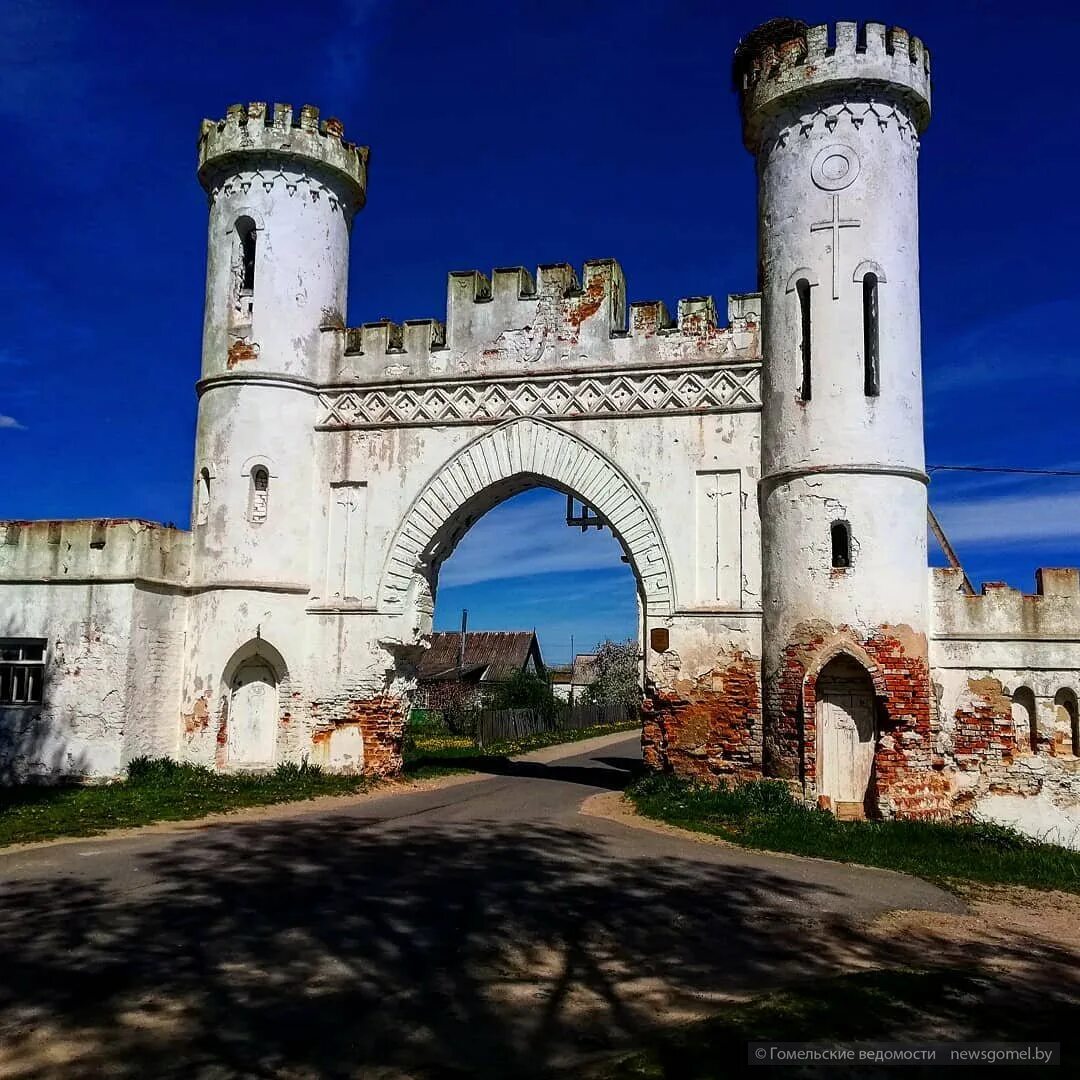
[{"x1": 0, "y1": 733, "x2": 961, "y2": 1079}]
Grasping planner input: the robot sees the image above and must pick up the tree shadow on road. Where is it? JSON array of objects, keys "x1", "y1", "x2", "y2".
[{"x1": 0, "y1": 810, "x2": 1075, "y2": 1078}]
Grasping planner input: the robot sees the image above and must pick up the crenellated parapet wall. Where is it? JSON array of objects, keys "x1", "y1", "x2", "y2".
[
  {"x1": 930, "y1": 567, "x2": 1080, "y2": 848},
  {"x1": 198, "y1": 102, "x2": 368, "y2": 212},
  {"x1": 0, "y1": 519, "x2": 191, "y2": 587},
  {"x1": 932, "y1": 567, "x2": 1080, "y2": 642},
  {"x1": 734, "y1": 19, "x2": 931, "y2": 152},
  {"x1": 320, "y1": 260, "x2": 761, "y2": 428}
]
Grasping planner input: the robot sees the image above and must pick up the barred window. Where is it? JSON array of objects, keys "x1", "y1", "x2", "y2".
[
  {"x1": 249, "y1": 466, "x2": 270, "y2": 524},
  {"x1": 0, "y1": 640, "x2": 46, "y2": 706}
]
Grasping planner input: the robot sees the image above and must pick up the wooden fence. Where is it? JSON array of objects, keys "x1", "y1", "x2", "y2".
[{"x1": 475, "y1": 702, "x2": 638, "y2": 747}]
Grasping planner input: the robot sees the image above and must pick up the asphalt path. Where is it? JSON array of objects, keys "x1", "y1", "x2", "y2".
[{"x1": 0, "y1": 731, "x2": 962, "y2": 1079}]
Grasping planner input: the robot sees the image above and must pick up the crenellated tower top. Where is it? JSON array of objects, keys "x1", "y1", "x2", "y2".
[
  {"x1": 197, "y1": 102, "x2": 368, "y2": 211},
  {"x1": 733, "y1": 19, "x2": 931, "y2": 153}
]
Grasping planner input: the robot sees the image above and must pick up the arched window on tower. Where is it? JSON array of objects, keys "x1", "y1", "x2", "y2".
[
  {"x1": 237, "y1": 217, "x2": 256, "y2": 293},
  {"x1": 196, "y1": 468, "x2": 211, "y2": 527},
  {"x1": 830, "y1": 521, "x2": 851, "y2": 569},
  {"x1": 863, "y1": 272, "x2": 880, "y2": 396},
  {"x1": 248, "y1": 466, "x2": 270, "y2": 524},
  {"x1": 796, "y1": 277, "x2": 812, "y2": 402},
  {"x1": 231, "y1": 216, "x2": 257, "y2": 332}
]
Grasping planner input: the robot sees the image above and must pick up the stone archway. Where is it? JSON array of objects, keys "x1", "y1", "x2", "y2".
[{"x1": 377, "y1": 417, "x2": 676, "y2": 620}]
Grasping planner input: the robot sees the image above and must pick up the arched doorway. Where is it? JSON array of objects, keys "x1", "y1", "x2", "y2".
[
  {"x1": 228, "y1": 659, "x2": 278, "y2": 767},
  {"x1": 815, "y1": 654, "x2": 876, "y2": 816}
]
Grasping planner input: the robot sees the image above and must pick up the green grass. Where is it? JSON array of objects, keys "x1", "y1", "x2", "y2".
[
  {"x1": 586, "y1": 966, "x2": 1074, "y2": 1078},
  {"x1": 0, "y1": 758, "x2": 371, "y2": 848},
  {"x1": 402, "y1": 720, "x2": 641, "y2": 779},
  {"x1": 626, "y1": 773, "x2": 1080, "y2": 894}
]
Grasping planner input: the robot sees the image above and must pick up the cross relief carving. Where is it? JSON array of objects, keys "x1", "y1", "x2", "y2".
[{"x1": 810, "y1": 194, "x2": 861, "y2": 300}]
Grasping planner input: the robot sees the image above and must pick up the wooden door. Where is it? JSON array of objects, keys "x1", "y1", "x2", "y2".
[
  {"x1": 819, "y1": 689, "x2": 875, "y2": 805},
  {"x1": 228, "y1": 661, "x2": 277, "y2": 767}
]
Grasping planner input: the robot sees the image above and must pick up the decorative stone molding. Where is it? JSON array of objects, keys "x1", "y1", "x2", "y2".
[
  {"x1": 205, "y1": 167, "x2": 351, "y2": 216},
  {"x1": 771, "y1": 100, "x2": 921, "y2": 151},
  {"x1": 379, "y1": 418, "x2": 675, "y2": 617},
  {"x1": 317, "y1": 363, "x2": 760, "y2": 429}
]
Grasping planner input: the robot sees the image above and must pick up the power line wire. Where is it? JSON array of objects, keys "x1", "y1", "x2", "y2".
[{"x1": 928, "y1": 465, "x2": 1080, "y2": 477}]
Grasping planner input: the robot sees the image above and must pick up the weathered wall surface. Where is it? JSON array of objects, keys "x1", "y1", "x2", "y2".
[
  {"x1": 736, "y1": 21, "x2": 940, "y2": 814},
  {"x1": 0, "y1": 520, "x2": 189, "y2": 780},
  {"x1": 309, "y1": 264, "x2": 765, "y2": 779},
  {"x1": 931, "y1": 568, "x2": 1080, "y2": 848}
]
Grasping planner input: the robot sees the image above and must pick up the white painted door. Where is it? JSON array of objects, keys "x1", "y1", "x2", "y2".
[
  {"x1": 819, "y1": 691, "x2": 875, "y2": 804},
  {"x1": 228, "y1": 662, "x2": 277, "y2": 767}
]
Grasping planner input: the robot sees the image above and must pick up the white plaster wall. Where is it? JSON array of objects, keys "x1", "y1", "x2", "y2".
[
  {"x1": 0, "y1": 582, "x2": 134, "y2": 780},
  {"x1": 199, "y1": 160, "x2": 354, "y2": 382},
  {"x1": 750, "y1": 65, "x2": 930, "y2": 688},
  {"x1": 0, "y1": 520, "x2": 190, "y2": 780}
]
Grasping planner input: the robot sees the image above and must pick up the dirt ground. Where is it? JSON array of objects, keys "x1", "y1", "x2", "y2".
[{"x1": 583, "y1": 789, "x2": 1080, "y2": 990}]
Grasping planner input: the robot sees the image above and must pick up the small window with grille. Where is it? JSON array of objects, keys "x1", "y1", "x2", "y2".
[
  {"x1": 0, "y1": 640, "x2": 46, "y2": 706},
  {"x1": 249, "y1": 466, "x2": 270, "y2": 523}
]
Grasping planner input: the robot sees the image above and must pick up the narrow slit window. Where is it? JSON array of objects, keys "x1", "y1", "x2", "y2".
[
  {"x1": 237, "y1": 218, "x2": 256, "y2": 294},
  {"x1": 249, "y1": 466, "x2": 270, "y2": 524},
  {"x1": 863, "y1": 272, "x2": 880, "y2": 396},
  {"x1": 796, "y1": 278, "x2": 812, "y2": 401},
  {"x1": 830, "y1": 521, "x2": 851, "y2": 569},
  {"x1": 196, "y1": 468, "x2": 211, "y2": 527}
]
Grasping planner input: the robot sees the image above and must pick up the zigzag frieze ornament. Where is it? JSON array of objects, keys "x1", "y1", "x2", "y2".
[
  {"x1": 773, "y1": 101, "x2": 920, "y2": 151},
  {"x1": 317, "y1": 364, "x2": 760, "y2": 429}
]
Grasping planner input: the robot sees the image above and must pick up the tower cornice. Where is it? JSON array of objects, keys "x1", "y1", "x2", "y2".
[
  {"x1": 734, "y1": 20, "x2": 931, "y2": 153},
  {"x1": 198, "y1": 102, "x2": 368, "y2": 211}
]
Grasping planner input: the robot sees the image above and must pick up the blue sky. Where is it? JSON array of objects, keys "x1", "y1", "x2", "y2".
[{"x1": 2, "y1": 1, "x2": 1078, "y2": 662}]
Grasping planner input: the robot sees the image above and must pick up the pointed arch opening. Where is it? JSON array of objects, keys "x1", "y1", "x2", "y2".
[
  {"x1": 1012, "y1": 686, "x2": 1038, "y2": 754},
  {"x1": 379, "y1": 419, "x2": 675, "y2": 621},
  {"x1": 1055, "y1": 688, "x2": 1079, "y2": 756},
  {"x1": 217, "y1": 639, "x2": 289, "y2": 771},
  {"x1": 813, "y1": 653, "x2": 878, "y2": 818}
]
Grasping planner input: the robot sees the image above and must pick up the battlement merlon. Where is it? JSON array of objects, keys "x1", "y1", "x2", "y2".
[
  {"x1": 197, "y1": 102, "x2": 368, "y2": 210},
  {"x1": 337, "y1": 259, "x2": 761, "y2": 369},
  {"x1": 734, "y1": 19, "x2": 931, "y2": 153},
  {"x1": 932, "y1": 567, "x2": 1080, "y2": 640},
  {"x1": 0, "y1": 519, "x2": 192, "y2": 587}
]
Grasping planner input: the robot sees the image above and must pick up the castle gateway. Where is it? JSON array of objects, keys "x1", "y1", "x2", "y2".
[{"x1": 3, "y1": 19, "x2": 1079, "y2": 845}]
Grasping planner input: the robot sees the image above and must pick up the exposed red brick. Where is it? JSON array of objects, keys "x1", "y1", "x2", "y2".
[
  {"x1": 310, "y1": 695, "x2": 406, "y2": 777},
  {"x1": 642, "y1": 650, "x2": 762, "y2": 784},
  {"x1": 181, "y1": 694, "x2": 209, "y2": 736},
  {"x1": 765, "y1": 624, "x2": 947, "y2": 819},
  {"x1": 226, "y1": 340, "x2": 258, "y2": 368}
]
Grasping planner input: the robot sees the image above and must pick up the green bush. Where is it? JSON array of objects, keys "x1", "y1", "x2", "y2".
[{"x1": 487, "y1": 670, "x2": 563, "y2": 715}]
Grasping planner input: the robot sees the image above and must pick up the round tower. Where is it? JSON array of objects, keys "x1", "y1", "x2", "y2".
[
  {"x1": 736, "y1": 20, "x2": 939, "y2": 815},
  {"x1": 191, "y1": 102, "x2": 367, "y2": 584}
]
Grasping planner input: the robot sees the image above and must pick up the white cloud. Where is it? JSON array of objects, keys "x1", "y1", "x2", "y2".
[
  {"x1": 438, "y1": 492, "x2": 630, "y2": 588},
  {"x1": 0, "y1": 415, "x2": 25, "y2": 430},
  {"x1": 933, "y1": 491, "x2": 1080, "y2": 548}
]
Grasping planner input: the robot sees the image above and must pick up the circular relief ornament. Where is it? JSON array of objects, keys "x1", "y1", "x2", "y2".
[{"x1": 811, "y1": 144, "x2": 860, "y2": 191}]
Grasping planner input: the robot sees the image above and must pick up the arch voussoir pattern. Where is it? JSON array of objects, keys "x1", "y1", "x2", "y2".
[{"x1": 379, "y1": 418, "x2": 675, "y2": 616}]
